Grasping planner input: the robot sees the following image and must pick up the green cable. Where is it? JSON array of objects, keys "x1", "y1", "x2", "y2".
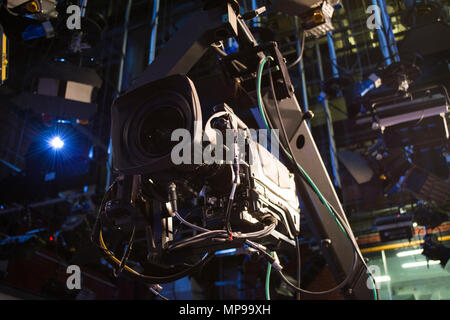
[
  {"x1": 265, "y1": 251, "x2": 274, "y2": 300},
  {"x1": 256, "y1": 56, "x2": 346, "y2": 235},
  {"x1": 257, "y1": 56, "x2": 274, "y2": 132},
  {"x1": 257, "y1": 56, "x2": 378, "y2": 300},
  {"x1": 369, "y1": 273, "x2": 378, "y2": 300}
]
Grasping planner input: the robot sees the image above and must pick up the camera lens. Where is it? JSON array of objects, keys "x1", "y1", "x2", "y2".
[{"x1": 138, "y1": 106, "x2": 185, "y2": 156}]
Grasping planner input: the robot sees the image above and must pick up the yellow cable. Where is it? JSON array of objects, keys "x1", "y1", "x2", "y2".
[{"x1": 99, "y1": 229, "x2": 142, "y2": 276}]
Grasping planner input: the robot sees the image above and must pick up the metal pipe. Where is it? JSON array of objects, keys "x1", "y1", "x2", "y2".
[
  {"x1": 343, "y1": 0, "x2": 363, "y2": 76},
  {"x1": 117, "y1": 0, "x2": 133, "y2": 94},
  {"x1": 294, "y1": 17, "x2": 309, "y2": 117},
  {"x1": 378, "y1": 0, "x2": 399, "y2": 62},
  {"x1": 381, "y1": 250, "x2": 393, "y2": 300},
  {"x1": 315, "y1": 41, "x2": 341, "y2": 188},
  {"x1": 149, "y1": 0, "x2": 160, "y2": 64},
  {"x1": 326, "y1": 32, "x2": 339, "y2": 78},
  {"x1": 0, "y1": 158, "x2": 21, "y2": 173},
  {"x1": 371, "y1": 0, "x2": 391, "y2": 65},
  {"x1": 360, "y1": 235, "x2": 450, "y2": 253},
  {"x1": 106, "y1": 0, "x2": 133, "y2": 189},
  {"x1": 81, "y1": 0, "x2": 88, "y2": 18},
  {"x1": 251, "y1": 0, "x2": 260, "y2": 27}
]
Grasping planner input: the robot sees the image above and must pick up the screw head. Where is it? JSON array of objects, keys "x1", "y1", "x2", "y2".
[
  {"x1": 321, "y1": 238, "x2": 332, "y2": 247},
  {"x1": 372, "y1": 122, "x2": 380, "y2": 130},
  {"x1": 304, "y1": 110, "x2": 314, "y2": 120}
]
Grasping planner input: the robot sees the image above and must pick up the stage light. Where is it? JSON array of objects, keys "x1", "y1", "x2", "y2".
[
  {"x1": 401, "y1": 260, "x2": 440, "y2": 269},
  {"x1": 49, "y1": 136, "x2": 64, "y2": 150},
  {"x1": 396, "y1": 249, "x2": 423, "y2": 257}
]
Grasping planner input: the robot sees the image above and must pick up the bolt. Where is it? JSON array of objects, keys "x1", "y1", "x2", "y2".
[
  {"x1": 321, "y1": 238, "x2": 332, "y2": 247},
  {"x1": 303, "y1": 110, "x2": 314, "y2": 120},
  {"x1": 372, "y1": 122, "x2": 380, "y2": 130}
]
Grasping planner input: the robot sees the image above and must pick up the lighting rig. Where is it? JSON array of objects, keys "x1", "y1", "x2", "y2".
[{"x1": 90, "y1": 0, "x2": 377, "y2": 299}]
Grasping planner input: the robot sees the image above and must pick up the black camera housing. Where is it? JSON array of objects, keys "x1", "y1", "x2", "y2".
[{"x1": 111, "y1": 75, "x2": 203, "y2": 175}]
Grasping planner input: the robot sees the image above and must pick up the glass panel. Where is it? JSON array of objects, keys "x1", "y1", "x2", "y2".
[{"x1": 363, "y1": 240, "x2": 450, "y2": 300}]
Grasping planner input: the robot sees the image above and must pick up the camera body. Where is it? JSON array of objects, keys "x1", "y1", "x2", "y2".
[{"x1": 110, "y1": 75, "x2": 300, "y2": 245}]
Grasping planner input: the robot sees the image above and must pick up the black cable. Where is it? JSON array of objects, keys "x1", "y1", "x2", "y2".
[
  {"x1": 98, "y1": 225, "x2": 215, "y2": 284},
  {"x1": 150, "y1": 287, "x2": 169, "y2": 300},
  {"x1": 268, "y1": 61, "x2": 293, "y2": 159},
  {"x1": 295, "y1": 237, "x2": 301, "y2": 300},
  {"x1": 266, "y1": 61, "x2": 371, "y2": 297},
  {"x1": 278, "y1": 250, "x2": 358, "y2": 296},
  {"x1": 247, "y1": 235, "x2": 359, "y2": 296},
  {"x1": 172, "y1": 208, "x2": 198, "y2": 238},
  {"x1": 91, "y1": 181, "x2": 215, "y2": 284},
  {"x1": 225, "y1": 197, "x2": 234, "y2": 237},
  {"x1": 113, "y1": 225, "x2": 136, "y2": 278},
  {"x1": 90, "y1": 181, "x2": 116, "y2": 247},
  {"x1": 268, "y1": 65, "x2": 301, "y2": 299},
  {"x1": 211, "y1": 45, "x2": 247, "y2": 71},
  {"x1": 287, "y1": 32, "x2": 306, "y2": 69}
]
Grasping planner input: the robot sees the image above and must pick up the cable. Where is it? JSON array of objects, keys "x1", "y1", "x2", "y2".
[
  {"x1": 167, "y1": 183, "x2": 276, "y2": 243},
  {"x1": 149, "y1": 287, "x2": 169, "y2": 300},
  {"x1": 90, "y1": 181, "x2": 116, "y2": 247},
  {"x1": 224, "y1": 197, "x2": 234, "y2": 236},
  {"x1": 233, "y1": 222, "x2": 277, "y2": 239},
  {"x1": 295, "y1": 237, "x2": 301, "y2": 300},
  {"x1": 167, "y1": 217, "x2": 277, "y2": 251},
  {"x1": 113, "y1": 225, "x2": 136, "y2": 277},
  {"x1": 211, "y1": 45, "x2": 247, "y2": 71},
  {"x1": 287, "y1": 32, "x2": 306, "y2": 69},
  {"x1": 265, "y1": 251, "x2": 273, "y2": 301},
  {"x1": 97, "y1": 227, "x2": 213, "y2": 283},
  {"x1": 278, "y1": 250, "x2": 357, "y2": 296},
  {"x1": 225, "y1": 165, "x2": 239, "y2": 237},
  {"x1": 172, "y1": 208, "x2": 199, "y2": 238},
  {"x1": 91, "y1": 182, "x2": 214, "y2": 284},
  {"x1": 257, "y1": 56, "x2": 347, "y2": 234},
  {"x1": 225, "y1": 127, "x2": 242, "y2": 237},
  {"x1": 257, "y1": 55, "x2": 378, "y2": 299}
]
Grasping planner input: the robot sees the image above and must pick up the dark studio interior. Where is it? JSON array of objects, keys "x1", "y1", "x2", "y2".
[{"x1": 0, "y1": 0, "x2": 449, "y2": 303}]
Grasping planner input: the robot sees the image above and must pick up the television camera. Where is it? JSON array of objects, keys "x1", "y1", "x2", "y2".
[{"x1": 91, "y1": 0, "x2": 376, "y2": 299}]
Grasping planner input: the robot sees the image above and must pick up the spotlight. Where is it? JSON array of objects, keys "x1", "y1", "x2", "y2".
[{"x1": 49, "y1": 136, "x2": 64, "y2": 150}]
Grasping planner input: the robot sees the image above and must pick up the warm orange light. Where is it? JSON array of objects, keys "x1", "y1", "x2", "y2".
[
  {"x1": 26, "y1": 1, "x2": 39, "y2": 13},
  {"x1": 313, "y1": 11, "x2": 325, "y2": 24}
]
